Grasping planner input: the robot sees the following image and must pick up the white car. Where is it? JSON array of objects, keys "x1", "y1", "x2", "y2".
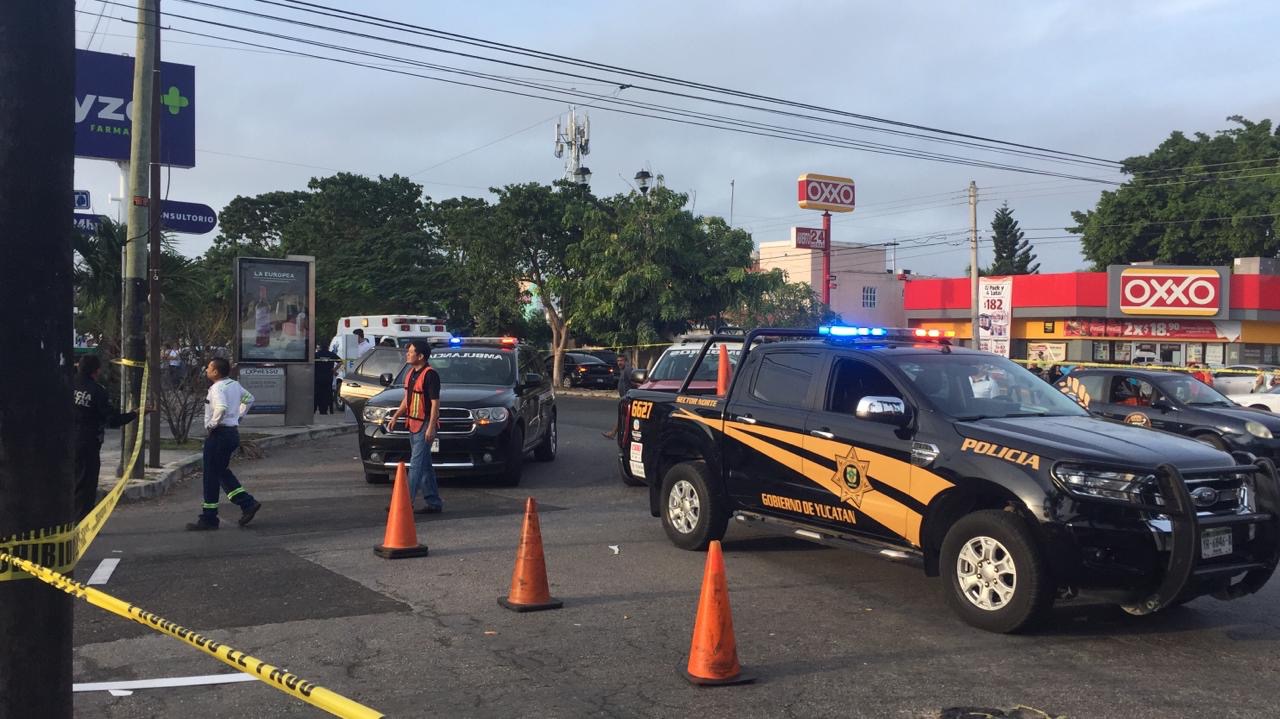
[
  {"x1": 1228, "y1": 385, "x2": 1280, "y2": 412},
  {"x1": 1214, "y1": 364, "x2": 1280, "y2": 395}
]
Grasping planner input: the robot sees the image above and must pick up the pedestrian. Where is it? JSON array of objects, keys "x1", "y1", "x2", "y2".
[
  {"x1": 314, "y1": 344, "x2": 339, "y2": 414},
  {"x1": 187, "y1": 358, "x2": 262, "y2": 531},
  {"x1": 603, "y1": 354, "x2": 634, "y2": 439},
  {"x1": 353, "y1": 328, "x2": 375, "y2": 358},
  {"x1": 72, "y1": 355, "x2": 141, "y2": 520},
  {"x1": 1190, "y1": 362, "x2": 1213, "y2": 385},
  {"x1": 163, "y1": 342, "x2": 182, "y2": 385},
  {"x1": 385, "y1": 340, "x2": 442, "y2": 514}
]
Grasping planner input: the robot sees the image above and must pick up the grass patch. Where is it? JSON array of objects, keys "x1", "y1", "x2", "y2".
[{"x1": 159, "y1": 432, "x2": 270, "y2": 451}]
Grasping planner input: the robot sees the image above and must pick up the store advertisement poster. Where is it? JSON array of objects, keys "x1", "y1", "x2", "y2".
[{"x1": 977, "y1": 276, "x2": 1012, "y2": 357}]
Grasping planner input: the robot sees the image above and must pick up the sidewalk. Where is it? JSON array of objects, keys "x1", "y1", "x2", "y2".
[{"x1": 99, "y1": 410, "x2": 358, "y2": 503}]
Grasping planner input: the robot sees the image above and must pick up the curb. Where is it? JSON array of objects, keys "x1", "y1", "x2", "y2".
[
  {"x1": 119, "y1": 423, "x2": 359, "y2": 503},
  {"x1": 555, "y1": 389, "x2": 616, "y2": 400}
]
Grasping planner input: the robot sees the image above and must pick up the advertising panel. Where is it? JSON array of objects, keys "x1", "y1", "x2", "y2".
[
  {"x1": 236, "y1": 258, "x2": 311, "y2": 363},
  {"x1": 1062, "y1": 318, "x2": 1241, "y2": 342},
  {"x1": 792, "y1": 226, "x2": 827, "y2": 249},
  {"x1": 1106, "y1": 265, "x2": 1229, "y2": 319},
  {"x1": 1027, "y1": 342, "x2": 1067, "y2": 365},
  {"x1": 796, "y1": 173, "x2": 856, "y2": 213},
  {"x1": 74, "y1": 49, "x2": 196, "y2": 167},
  {"x1": 239, "y1": 366, "x2": 286, "y2": 413},
  {"x1": 977, "y1": 276, "x2": 1012, "y2": 357}
]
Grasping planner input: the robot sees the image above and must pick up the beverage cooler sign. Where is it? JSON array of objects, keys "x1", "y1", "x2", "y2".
[
  {"x1": 977, "y1": 276, "x2": 1012, "y2": 357},
  {"x1": 1063, "y1": 318, "x2": 1241, "y2": 341}
]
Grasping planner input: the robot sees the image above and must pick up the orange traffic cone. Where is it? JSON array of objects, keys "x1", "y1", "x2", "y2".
[
  {"x1": 683, "y1": 540, "x2": 753, "y2": 685},
  {"x1": 374, "y1": 462, "x2": 429, "y2": 559},
  {"x1": 716, "y1": 343, "x2": 730, "y2": 396},
  {"x1": 498, "y1": 497, "x2": 562, "y2": 612}
]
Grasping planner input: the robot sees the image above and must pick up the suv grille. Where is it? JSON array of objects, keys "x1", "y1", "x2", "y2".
[{"x1": 438, "y1": 407, "x2": 475, "y2": 435}]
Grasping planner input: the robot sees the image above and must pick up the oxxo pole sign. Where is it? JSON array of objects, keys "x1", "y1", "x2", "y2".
[{"x1": 796, "y1": 173, "x2": 856, "y2": 306}]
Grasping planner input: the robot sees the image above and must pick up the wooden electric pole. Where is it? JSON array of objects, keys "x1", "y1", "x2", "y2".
[
  {"x1": 147, "y1": 0, "x2": 164, "y2": 468},
  {"x1": 0, "y1": 2, "x2": 77, "y2": 717},
  {"x1": 969, "y1": 180, "x2": 979, "y2": 348},
  {"x1": 121, "y1": 0, "x2": 158, "y2": 476}
]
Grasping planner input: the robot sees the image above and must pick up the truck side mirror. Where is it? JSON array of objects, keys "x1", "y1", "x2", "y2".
[
  {"x1": 856, "y1": 396, "x2": 911, "y2": 426},
  {"x1": 379, "y1": 372, "x2": 394, "y2": 387},
  {"x1": 524, "y1": 373, "x2": 543, "y2": 387},
  {"x1": 629, "y1": 368, "x2": 648, "y2": 384}
]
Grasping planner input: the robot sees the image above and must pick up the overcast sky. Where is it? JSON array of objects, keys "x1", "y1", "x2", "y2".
[{"x1": 72, "y1": 0, "x2": 1279, "y2": 276}]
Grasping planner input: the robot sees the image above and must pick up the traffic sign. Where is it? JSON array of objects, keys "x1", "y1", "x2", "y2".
[{"x1": 74, "y1": 190, "x2": 91, "y2": 209}]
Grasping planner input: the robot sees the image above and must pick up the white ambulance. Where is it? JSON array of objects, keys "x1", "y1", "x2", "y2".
[{"x1": 329, "y1": 314, "x2": 452, "y2": 374}]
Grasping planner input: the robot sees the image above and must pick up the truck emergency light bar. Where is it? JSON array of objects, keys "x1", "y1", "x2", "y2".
[
  {"x1": 818, "y1": 325, "x2": 955, "y2": 341},
  {"x1": 439, "y1": 336, "x2": 518, "y2": 347}
]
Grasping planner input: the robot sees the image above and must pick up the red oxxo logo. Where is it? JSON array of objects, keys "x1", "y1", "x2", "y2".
[
  {"x1": 797, "y1": 173, "x2": 856, "y2": 212},
  {"x1": 1119, "y1": 268, "x2": 1221, "y2": 316}
]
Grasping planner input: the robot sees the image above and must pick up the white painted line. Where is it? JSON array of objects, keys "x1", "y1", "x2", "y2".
[
  {"x1": 74, "y1": 674, "x2": 258, "y2": 692},
  {"x1": 86, "y1": 558, "x2": 120, "y2": 586}
]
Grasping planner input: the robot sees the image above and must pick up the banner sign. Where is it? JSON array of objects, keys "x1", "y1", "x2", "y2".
[
  {"x1": 239, "y1": 366, "x2": 286, "y2": 413},
  {"x1": 1107, "y1": 265, "x2": 1228, "y2": 319},
  {"x1": 977, "y1": 276, "x2": 1012, "y2": 357},
  {"x1": 792, "y1": 227, "x2": 827, "y2": 250},
  {"x1": 74, "y1": 49, "x2": 196, "y2": 167},
  {"x1": 236, "y1": 258, "x2": 311, "y2": 363},
  {"x1": 1063, "y1": 318, "x2": 1241, "y2": 342},
  {"x1": 161, "y1": 200, "x2": 217, "y2": 234},
  {"x1": 1027, "y1": 342, "x2": 1067, "y2": 365},
  {"x1": 797, "y1": 173, "x2": 855, "y2": 213},
  {"x1": 73, "y1": 213, "x2": 108, "y2": 234}
]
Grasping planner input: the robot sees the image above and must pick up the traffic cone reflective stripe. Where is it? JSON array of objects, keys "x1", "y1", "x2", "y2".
[
  {"x1": 498, "y1": 497, "x2": 562, "y2": 612},
  {"x1": 683, "y1": 540, "x2": 753, "y2": 685},
  {"x1": 374, "y1": 462, "x2": 429, "y2": 559},
  {"x1": 716, "y1": 343, "x2": 730, "y2": 396}
]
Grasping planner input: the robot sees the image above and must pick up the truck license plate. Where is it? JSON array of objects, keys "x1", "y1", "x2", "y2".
[
  {"x1": 1201, "y1": 528, "x2": 1232, "y2": 559},
  {"x1": 431, "y1": 438, "x2": 440, "y2": 453}
]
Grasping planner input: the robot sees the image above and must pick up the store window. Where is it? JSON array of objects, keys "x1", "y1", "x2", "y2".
[
  {"x1": 1205, "y1": 344, "x2": 1225, "y2": 366},
  {"x1": 1241, "y1": 344, "x2": 1265, "y2": 364},
  {"x1": 1093, "y1": 342, "x2": 1111, "y2": 362},
  {"x1": 861, "y1": 286, "x2": 877, "y2": 308}
]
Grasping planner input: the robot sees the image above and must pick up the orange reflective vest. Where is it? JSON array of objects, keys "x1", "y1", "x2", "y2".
[{"x1": 405, "y1": 365, "x2": 437, "y2": 433}]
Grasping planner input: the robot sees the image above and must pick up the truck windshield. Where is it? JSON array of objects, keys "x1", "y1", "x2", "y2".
[
  {"x1": 898, "y1": 355, "x2": 1089, "y2": 420},
  {"x1": 650, "y1": 345, "x2": 741, "y2": 382},
  {"x1": 395, "y1": 350, "x2": 515, "y2": 386}
]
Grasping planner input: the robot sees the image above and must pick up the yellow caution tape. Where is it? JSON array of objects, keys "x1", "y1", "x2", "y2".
[
  {"x1": 112, "y1": 357, "x2": 147, "y2": 368},
  {"x1": 0, "y1": 551, "x2": 384, "y2": 719},
  {"x1": 0, "y1": 364, "x2": 149, "y2": 582}
]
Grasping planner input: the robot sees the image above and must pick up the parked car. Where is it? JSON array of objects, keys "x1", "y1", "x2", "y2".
[
  {"x1": 546, "y1": 352, "x2": 617, "y2": 389},
  {"x1": 1214, "y1": 364, "x2": 1280, "y2": 396},
  {"x1": 1058, "y1": 367, "x2": 1280, "y2": 456},
  {"x1": 338, "y1": 347, "x2": 407, "y2": 414},
  {"x1": 1228, "y1": 385, "x2": 1280, "y2": 413},
  {"x1": 634, "y1": 337, "x2": 742, "y2": 393}
]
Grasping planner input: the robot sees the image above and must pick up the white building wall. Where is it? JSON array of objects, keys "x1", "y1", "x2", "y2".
[{"x1": 756, "y1": 239, "x2": 905, "y2": 327}]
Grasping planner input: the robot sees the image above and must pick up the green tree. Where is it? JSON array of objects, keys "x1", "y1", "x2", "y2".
[
  {"x1": 431, "y1": 195, "x2": 529, "y2": 337},
  {"x1": 984, "y1": 203, "x2": 1038, "y2": 275},
  {"x1": 722, "y1": 271, "x2": 840, "y2": 328},
  {"x1": 1070, "y1": 116, "x2": 1280, "y2": 269}
]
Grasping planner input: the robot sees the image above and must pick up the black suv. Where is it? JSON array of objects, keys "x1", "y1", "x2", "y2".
[
  {"x1": 1058, "y1": 367, "x2": 1280, "y2": 457},
  {"x1": 548, "y1": 352, "x2": 617, "y2": 389},
  {"x1": 622, "y1": 327, "x2": 1280, "y2": 632},
  {"x1": 357, "y1": 338, "x2": 556, "y2": 486}
]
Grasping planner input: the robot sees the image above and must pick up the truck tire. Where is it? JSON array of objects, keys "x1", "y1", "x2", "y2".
[
  {"x1": 660, "y1": 461, "x2": 728, "y2": 551},
  {"x1": 534, "y1": 412, "x2": 557, "y2": 462},
  {"x1": 939, "y1": 510, "x2": 1053, "y2": 633},
  {"x1": 500, "y1": 426, "x2": 524, "y2": 486},
  {"x1": 1194, "y1": 432, "x2": 1228, "y2": 451}
]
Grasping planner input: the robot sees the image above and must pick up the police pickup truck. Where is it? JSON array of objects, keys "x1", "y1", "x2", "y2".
[{"x1": 620, "y1": 326, "x2": 1280, "y2": 632}]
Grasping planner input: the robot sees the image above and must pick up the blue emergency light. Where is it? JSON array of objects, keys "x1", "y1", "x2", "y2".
[
  {"x1": 819, "y1": 325, "x2": 888, "y2": 337},
  {"x1": 449, "y1": 337, "x2": 463, "y2": 346}
]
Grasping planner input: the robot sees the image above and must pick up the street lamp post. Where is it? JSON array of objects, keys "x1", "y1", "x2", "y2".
[
  {"x1": 573, "y1": 165, "x2": 592, "y2": 188},
  {"x1": 635, "y1": 169, "x2": 652, "y2": 196}
]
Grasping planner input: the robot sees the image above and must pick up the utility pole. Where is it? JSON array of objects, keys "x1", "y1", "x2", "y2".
[
  {"x1": 821, "y1": 211, "x2": 832, "y2": 307},
  {"x1": 886, "y1": 241, "x2": 899, "y2": 275},
  {"x1": 729, "y1": 179, "x2": 735, "y2": 227},
  {"x1": 0, "y1": 3, "x2": 76, "y2": 717},
  {"x1": 122, "y1": 0, "x2": 157, "y2": 477},
  {"x1": 147, "y1": 0, "x2": 163, "y2": 468},
  {"x1": 969, "y1": 180, "x2": 979, "y2": 348}
]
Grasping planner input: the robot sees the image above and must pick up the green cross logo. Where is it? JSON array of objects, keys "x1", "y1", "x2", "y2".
[{"x1": 160, "y1": 86, "x2": 189, "y2": 116}]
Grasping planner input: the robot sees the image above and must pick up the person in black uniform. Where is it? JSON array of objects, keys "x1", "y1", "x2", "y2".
[
  {"x1": 314, "y1": 344, "x2": 340, "y2": 414},
  {"x1": 72, "y1": 354, "x2": 140, "y2": 520}
]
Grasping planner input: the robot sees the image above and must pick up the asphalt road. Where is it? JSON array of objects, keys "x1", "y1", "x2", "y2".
[{"x1": 70, "y1": 397, "x2": 1280, "y2": 718}]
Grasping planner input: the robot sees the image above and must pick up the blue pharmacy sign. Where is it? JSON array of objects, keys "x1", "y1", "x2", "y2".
[
  {"x1": 74, "y1": 49, "x2": 196, "y2": 168},
  {"x1": 160, "y1": 200, "x2": 217, "y2": 234}
]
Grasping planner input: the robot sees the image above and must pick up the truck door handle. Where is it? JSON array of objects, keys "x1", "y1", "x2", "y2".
[
  {"x1": 733, "y1": 414, "x2": 757, "y2": 424},
  {"x1": 810, "y1": 429, "x2": 835, "y2": 439},
  {"x1": 345, "y1": 382, "x2": 360, "y2": 387}
]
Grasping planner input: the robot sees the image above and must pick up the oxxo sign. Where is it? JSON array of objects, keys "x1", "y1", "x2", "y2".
[
  {"x1": 1108, "y1": 266, "x2": 1228, "y2": 319},
  {"x1": 797, "y1": 173, "x2": 856, "y2": 213},
  {"x1": 792, "y1": 227, "x2": 827, "y2": 250}
]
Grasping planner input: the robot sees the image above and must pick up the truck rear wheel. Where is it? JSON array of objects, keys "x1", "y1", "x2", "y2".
[
  {"x1": 940, "y1": 510, "x2": 1053, "y2": 633},
  {"x1": 660, "y1": 461, "x2": 728, "y2": 551}
]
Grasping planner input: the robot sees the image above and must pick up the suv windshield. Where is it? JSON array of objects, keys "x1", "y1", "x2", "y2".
[
  {"x1": 650, "y1": 345, "x2": 741, "y2": 382},
  {"x1": 395, "y1": 349, "x2": 515, "y2": 386},
  {"x1": 898, "y1": 354, "x2": 1088, "y2": 420}
]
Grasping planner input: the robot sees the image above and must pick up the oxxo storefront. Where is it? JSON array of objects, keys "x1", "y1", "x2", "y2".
[{"x1": 903, "y1": 260, "x2": 1280, "y2": 367}]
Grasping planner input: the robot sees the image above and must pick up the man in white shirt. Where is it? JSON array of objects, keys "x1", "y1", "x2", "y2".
[
  {"x1": 353, "y1": 328, "x2": 375, "y2": 358},
  {"x1": 188, "y1": 357, "x2": 262, "y2": 530}
]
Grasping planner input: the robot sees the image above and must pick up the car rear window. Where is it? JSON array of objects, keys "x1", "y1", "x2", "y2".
[{"x1": 650, "y1": 345, "x2": 741, "y2": 382}]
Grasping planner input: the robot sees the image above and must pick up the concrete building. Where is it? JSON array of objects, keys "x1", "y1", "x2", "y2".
[{"x1": 756, "y1": 239, "x2": 906, "y2": 327}]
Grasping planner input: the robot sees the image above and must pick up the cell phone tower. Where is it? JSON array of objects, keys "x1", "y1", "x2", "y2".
[{"x1": 554, "y1": 106, "x2": 591, "y2": 185}]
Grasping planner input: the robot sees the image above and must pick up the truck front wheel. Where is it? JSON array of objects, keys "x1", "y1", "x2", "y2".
[
  {"x1": 660, "y1": 461, "x2": 728, "y2": 551},
  {"x1": 939, "y1": 510, "x2": 1053, "y2": 633}
]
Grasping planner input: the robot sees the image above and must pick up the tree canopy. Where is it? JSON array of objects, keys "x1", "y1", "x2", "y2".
[
  {"x1": 984, "y1": 203, "x2": 1038, "y2": 275},
  {"x1": 1071, "y1": 116, "x2": 1280, "y2": 269}
]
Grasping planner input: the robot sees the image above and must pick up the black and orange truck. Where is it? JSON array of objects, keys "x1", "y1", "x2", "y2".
[{"x1": 619, "y1": 326, "x2": 1280, "y2": 632}]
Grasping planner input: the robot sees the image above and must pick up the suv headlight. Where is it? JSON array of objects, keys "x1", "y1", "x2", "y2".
[
  {"x1": 1052, "y1": 463, "x2": 1154, "y2": 503},
  {"x1": 1245, "y1": 420, "x2": 1273, "y2": 439},
  {"x1": 363, "y1": 406, "x2": 394, "y2": 424},
  {"x1": 473, "y1": 407, "x2": 509, "y2": 425}
]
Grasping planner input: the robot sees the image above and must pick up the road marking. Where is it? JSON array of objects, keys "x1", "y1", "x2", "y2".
[
  {"x1": 74, "y1": 674, "x2": 257, "y2": 693},
  {"x1": 86, "y1": 558, "x2": 119, "y2": 586}
]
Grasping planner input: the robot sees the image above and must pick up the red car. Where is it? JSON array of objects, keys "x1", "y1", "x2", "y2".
[{"x1": 636, "y1": 340, "x2": 741, "y2": 393}]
